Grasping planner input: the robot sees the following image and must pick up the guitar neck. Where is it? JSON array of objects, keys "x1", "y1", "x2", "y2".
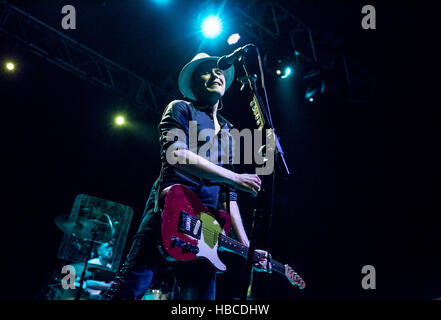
[{"x1": 218, "y1": 234, "x2": 285, "y2": 276}]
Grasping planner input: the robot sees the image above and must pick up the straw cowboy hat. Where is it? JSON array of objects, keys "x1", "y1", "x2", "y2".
[{"x1": 178, "y1": 52, "x2": 235, "y2": 102}]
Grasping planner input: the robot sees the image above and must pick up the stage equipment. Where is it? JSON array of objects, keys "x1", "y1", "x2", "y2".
[
  {"x1": 232, "y1": 44, "x2": 305, "y2": 299},
  {"x1": 217, "y1": 44, "x2": 253, "y2": 70},
  {"x1": 0, "y1": 0, "x2": 175, "y2": 115},
  {"x1": 115, "y1": 116, "x2": 125, "y2": 126},
  {"x1": 227, "y1": 33, "x2": 241, "y2": 45},
  {"x1": 56, "y1": 194, "x2": 133, "y2": 299},
  {"x1": 305, "y1": 78, "x2": 326, "y2": 102},
  {"x1": 57, "y1": 194, "x2": 133, "y2": 271},
  {"x1": 5, "y1": 61, "x2": 14, "y2": 71},
  {"x1": 158, "y1": 184, "x2": 305, "y2": 288},
  {"x1": 201, "y1": 15, "x2": 222, "y2": 39}
]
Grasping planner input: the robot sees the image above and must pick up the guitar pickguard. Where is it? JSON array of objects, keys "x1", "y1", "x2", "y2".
[{"x1": 196, "y1": 212, "x2": 226, "y2": 271}]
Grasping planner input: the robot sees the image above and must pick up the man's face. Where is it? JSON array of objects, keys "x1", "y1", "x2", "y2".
[
  {"x1": 99, "y1": 243, "x2": 113, "y2": 260},
  {"x1": 191, "y1": 61, "x2": 226, "y2": 103}
]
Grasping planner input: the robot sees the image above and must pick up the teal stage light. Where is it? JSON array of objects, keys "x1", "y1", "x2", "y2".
[
  {"x1": 281, "y1": 67, "x2": 292, "y2": 79},
  {"x1": 152, "y1": 0, "x2": 170, "y2": 5}
]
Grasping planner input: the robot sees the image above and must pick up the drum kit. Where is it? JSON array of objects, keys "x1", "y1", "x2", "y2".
[
  {"x1": 48, "y1": 213, "x2": 115, "y2": 300},
  {"x1": 49, "y1": 213, "x2": 174, "y2": 300},
  {"x1": 54, "y1": 213, "x2": 114, "y2": 243}
]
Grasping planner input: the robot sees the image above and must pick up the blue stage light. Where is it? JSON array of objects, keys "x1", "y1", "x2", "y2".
[
  {"x1": 152, "y1": 0, "x2": 171, "y2": 5},
  {"x1": 201, "y1": 15, "x2": 222, "y2": 38},
  {"x1": 281, "y1": 67, "x2": 292, "y2": 78}
]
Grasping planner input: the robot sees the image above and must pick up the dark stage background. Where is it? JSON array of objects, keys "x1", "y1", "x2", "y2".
[{"x1": 2, "y1": 0, "x2": 439, "y2": 300}]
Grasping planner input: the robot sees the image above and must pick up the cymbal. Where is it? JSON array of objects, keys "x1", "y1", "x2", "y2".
[{"x1": 54, "y1": 214, "x2": 113, "y2": 241}]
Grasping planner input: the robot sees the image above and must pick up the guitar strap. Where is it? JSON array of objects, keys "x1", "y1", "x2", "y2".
[
  {"x1": 225, "y1": 184, "x2": 231, "y2": 215},
  {"x1": 218, "y1": 183, "x2": 231, "y2": 216},
  {"x1": 153, "y1": 163, "x2": 164, "y2": 214}
]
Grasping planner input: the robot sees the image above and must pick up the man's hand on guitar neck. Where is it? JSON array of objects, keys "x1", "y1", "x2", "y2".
[{"x1": 253, "y1": 249, "x2": 272, "y2": 273}]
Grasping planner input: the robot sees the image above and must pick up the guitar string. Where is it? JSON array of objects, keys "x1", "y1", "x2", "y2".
[
  {"x1": 185, "y1": 217, "x2": 280, "y2": 261},
  {"x1": 174, "y1": 215, "x2": 302, "y2": 282},
  {"x1": 179, "y1": 223, "x2": 285, "y2": 273},
  {"x1": 181, "y1": 216, "x2": 256, "y2": 257}
]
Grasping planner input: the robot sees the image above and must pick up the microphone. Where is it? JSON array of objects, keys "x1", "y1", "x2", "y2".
[{"x1": 217, "y1": 44, "x2": 253, "y2": 70}]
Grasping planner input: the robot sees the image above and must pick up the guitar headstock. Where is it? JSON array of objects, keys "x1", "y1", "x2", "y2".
[
  {"x1": 284, "y1": 264, "x2": 306, "y2": 289},
  {"x1": 250, "y1": 97, "x2": 265, "y2": 130}
]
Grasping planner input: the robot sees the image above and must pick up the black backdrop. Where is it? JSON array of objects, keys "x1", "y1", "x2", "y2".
[{"x1": 2, "y1": 0, "x2": 439, "y2": 300}]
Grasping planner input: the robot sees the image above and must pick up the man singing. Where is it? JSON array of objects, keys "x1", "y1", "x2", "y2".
[{"x1": 105, "y1": 53, "x2": 269, "y2": 300}]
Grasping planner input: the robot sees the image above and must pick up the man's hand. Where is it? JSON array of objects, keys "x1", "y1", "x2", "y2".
[
  {"x1": 171, "y1": 150, "x2": 261, "y2": 197},
  {"x1": 253, "y1": 249, "x2": 272, "y2": 273},
  {"x1": 233, "y1": 174, "x2": 261, "y2": 197}
]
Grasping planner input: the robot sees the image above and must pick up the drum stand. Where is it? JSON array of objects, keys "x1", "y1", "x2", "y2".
[{"x1": 75, "y1": 227, "x2": 98, "y2": 300}]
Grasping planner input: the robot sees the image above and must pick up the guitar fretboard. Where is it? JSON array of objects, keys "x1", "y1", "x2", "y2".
[
  {"x1": 182, "y1": 211, "x2": 305, "y2": 288},
  {"x1": 217, "y1": 234, "x2": 285, "y2": 275}
]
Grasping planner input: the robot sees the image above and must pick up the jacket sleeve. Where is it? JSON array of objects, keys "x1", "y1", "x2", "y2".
[{"x1": 158, "y1": 100, "x2": 191, "y2": 162}]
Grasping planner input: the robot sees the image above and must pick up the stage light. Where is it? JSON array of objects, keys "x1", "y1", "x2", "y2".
[
  {"x1": 115, "y1": 116, "x2": 125, "y2": 126},
  {"x1": 276, "y1": 69, "x2": 282, "y2": 76},
  {"x1": 5, "y1": 62, "x2": 15, "y2": 72},
  {"x1": 305, "y1": 78, "x2": 326, "y2": 102},
  {"x1": 227, "y1": 33, "x2": 240, "y2": 45},
  {"x1": 201, "y1": 15, "x2": 222, "y2": 38},
  {"x1": 152, "y1": 0, "x2": 170, "y2": 4},
  {"x1": 281, "y1": 67, "x2": 292, "y2": 79}
]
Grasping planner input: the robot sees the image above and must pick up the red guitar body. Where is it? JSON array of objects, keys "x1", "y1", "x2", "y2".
[
  {"x1": 159, "y1": 184, "x2": 306, "y2": 288},
  {"x1": 160, "y1": 184, "x2": 232, "y2": 272}
]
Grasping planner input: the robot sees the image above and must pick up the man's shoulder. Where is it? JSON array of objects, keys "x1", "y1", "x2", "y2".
[
  {"x1": 165, "y1": 99, "x2": 192, "y2": 111},
  {"x1": 218, "y1": 113, "x2": 234, "y2": 129},
  {"x1": 161, "y1": 100, "x2": 193, "y2": 118}
]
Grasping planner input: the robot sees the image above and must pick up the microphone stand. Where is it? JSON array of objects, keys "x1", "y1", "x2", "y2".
[{"x1": 236, "y1": 55, "x2": 290, "y2": 300}]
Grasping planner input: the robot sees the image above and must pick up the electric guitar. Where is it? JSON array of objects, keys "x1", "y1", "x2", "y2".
[{"x1": 159, "y1": 184, "x2": 306, "y2": 289}]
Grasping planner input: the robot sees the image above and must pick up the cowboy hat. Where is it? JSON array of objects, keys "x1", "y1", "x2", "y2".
[{"x1": 178, "y1": 52, "x2": 235, "y2": 102}]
